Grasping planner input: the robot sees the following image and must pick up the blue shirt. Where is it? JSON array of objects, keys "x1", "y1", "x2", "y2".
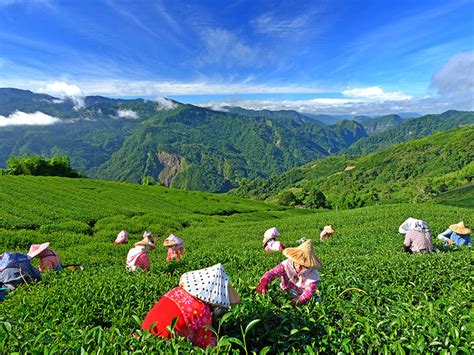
[{"x1": 437, "y1": 229, "x2": 472, "y2": 247}]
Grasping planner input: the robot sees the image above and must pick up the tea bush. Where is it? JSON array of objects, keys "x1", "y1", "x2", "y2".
[{"x1": 0, "y1": 176, "x2": 472, "y2": 353}]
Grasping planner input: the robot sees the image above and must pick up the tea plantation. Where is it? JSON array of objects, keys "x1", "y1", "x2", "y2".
[{"x1": 0, "y1": 176, "x2": 472, "y2": 353}]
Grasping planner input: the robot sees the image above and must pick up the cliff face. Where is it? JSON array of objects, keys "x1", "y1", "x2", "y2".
[{"x1": 156, "y1": 151, "x2": 185, "y2": 187}]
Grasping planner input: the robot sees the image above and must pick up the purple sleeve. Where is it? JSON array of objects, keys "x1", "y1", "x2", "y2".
[{"x1": 296, "y1": 280, "x2": 319, "y2": 305}]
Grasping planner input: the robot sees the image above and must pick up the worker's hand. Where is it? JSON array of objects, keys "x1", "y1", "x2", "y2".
[
  {"x1": 290, "y1": 298, "x2": 299, "y2": 307},
  {"x1": 255, "y1": 282, "x2": 267, "y2": 294},
  {"x1": 448, "y1": 239, "x2": 455, "y2": 245}
]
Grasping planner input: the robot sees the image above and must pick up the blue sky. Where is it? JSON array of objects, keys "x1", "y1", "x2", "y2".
[{"x1": 0, "y1": 0, "x2": 473, "y2": 115}]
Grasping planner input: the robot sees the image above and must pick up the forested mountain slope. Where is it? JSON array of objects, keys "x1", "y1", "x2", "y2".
[
  {"x1": 233, "y1": 127, "x2": 474, "y2": 208},
  {"x1": 345, "y1": 110, "x2": 474, "y2": 155},
  {"x1": 0, "y1": 88, "x2": 366, "y2": 192}
]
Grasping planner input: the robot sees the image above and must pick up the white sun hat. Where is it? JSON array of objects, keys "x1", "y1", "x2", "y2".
[
  {"x1": 180, "y1": 263, "x2": 240, "y2": 306},
  {"x1": 262, "y1": 227, "x2": 281, "y2": 245},
  {"x1": 398, "y1": 217, "x2": 429, "y2": 234}
]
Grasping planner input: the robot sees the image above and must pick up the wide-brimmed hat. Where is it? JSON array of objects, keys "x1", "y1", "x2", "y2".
[
  {"x1": 262, "y1": 227, "x2": 281, "y2": 245},
  {"x1": 28, "y1": 242, "x2": 50, "y2": 258},
  {"x1": 449, "y1": 221, "x2": 471, "y2": 235},
  {"x1": 283, "y1": 239, "x2": 323, "y2": 269},
  {"x1": 323, "y1": 225, "x2": 334, "y2": 234},
  {"x1": 163, "y1": 234, "x2": 184, "y2": 247},
  {"x1": 142, "y1": 230, "x2": 155, "y2": 241},
  {"x1": 134, "y1": 238, "x2": 156, "y2": 249},
  {"x1": 180, "y1": 263, "x2": 240, "y2": 307},
  {"x1": 398, "y1": 217, "x2": 429, "y2": 234}
]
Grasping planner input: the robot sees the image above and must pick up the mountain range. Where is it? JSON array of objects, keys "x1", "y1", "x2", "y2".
[
  {"x1": 1, "y1": 88, "x2": 472, "y2": 194},
  {"x1": 0, "y1": 88, "x2": 365, "y2": 192}
]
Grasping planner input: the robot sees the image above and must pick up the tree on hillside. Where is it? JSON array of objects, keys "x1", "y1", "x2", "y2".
[
  {"x1": 303, "y1": 188, "x2": 328, "y2": 209},
  {"x1": 276, "y1": 190, "x2": 298, "y2": 206},
  {"x1": 7, "y1": 155, "x2": 81, "y2": 178}
]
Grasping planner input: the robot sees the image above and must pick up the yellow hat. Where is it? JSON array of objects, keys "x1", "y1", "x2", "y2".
[
  {"x1": 449, "y1": 221, "x2": 471, "y2": 235},
  {"x1": 323, "y1": 225, "x2": 334, "y2": 234},
  {"x1": 134, "y1": 238, "x2": 156, "y2": 249},
  {"x1": 283, "y1": 239, "x2": 323, "y2": 269}
]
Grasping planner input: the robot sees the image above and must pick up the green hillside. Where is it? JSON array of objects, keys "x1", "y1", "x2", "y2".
[
  {"x1": 0, "y1": 176, "x2": 472, "y2": 353},
  {"x1": 233, "y1": 127, "x2": 474, "y2": 208},
  {"x1": 96, "y1": 105, "x2": 366, "y2": 192},
  {"x1": 434, "y1": 184, "x2": 474, "y2": 209},
  {"x1": 345, "y1": 110, "x2": 474, "y2": 156},
  {"x1": 358, "y1": 114, "x2": 405, "y2": 134},
  {"x1": 0, "y1": 88, "x2": 366, "y2": 192}
]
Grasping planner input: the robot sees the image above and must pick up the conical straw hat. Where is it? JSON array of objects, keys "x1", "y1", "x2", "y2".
[
  {"x1": 180, "y1": 263, "x2": 239, "y2": 307},
  {"x1": 134, "y1": 238, "x2": 156, "y2": 249},
  {"x1": 28, "y1": 242, "x2": 50, "y2": 258},
  {"x1": 283, "y1": 239, "x2": 323, "y2": 269},
  {"x1": 449, "y1": 221, "x2": 471, "y2": 235},
  {"x1": 323, "y1": 225, "x2": 334, "y2": 234},
  {"x1": 228, "y1": 284, "x2": 240, "y2": 305}
]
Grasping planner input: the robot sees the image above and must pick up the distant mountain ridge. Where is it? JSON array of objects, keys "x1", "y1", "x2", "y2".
[
  {"x1": 232, "y1": 127, "x2": 474, "y2": 207},
  {"x1": 345, "y1": 110, "x2": 474, "y2": 155},
  {"x1": 0, "y1": 88, "x2": 366, "y2": 192}
]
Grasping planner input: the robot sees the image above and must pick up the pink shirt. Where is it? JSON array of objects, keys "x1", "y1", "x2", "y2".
[
  {"x1": 404, "y1": 230, "x2": 433, "y2": 253},
  {"x1": 264, "y1": 240, "x2": 284, "y2": 252},
  {"x1": 320, "y1": 231, "x2": 332, "y2": 241},
  {"x1": 166, "y1": 245, "x2": 184, "y2": 261},
  {"x1": 126, "y1": 247, "x2": 151, "y2": 271},
  {"x1": 260, "y1": 259, "x2": 319, "y2": 305},
  {"x1": 39, "y1": 250, "x2": 61, "y2": 272}
]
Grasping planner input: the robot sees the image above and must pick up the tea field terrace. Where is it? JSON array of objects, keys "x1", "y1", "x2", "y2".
[{"x1": 0, "y1": 176, "x2": 472, "y2": 353}]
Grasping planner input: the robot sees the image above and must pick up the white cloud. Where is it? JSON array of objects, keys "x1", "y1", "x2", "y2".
[
  {"x1": 116, "y1": 109, "x2": 139, "y2": 119},
  {"x1": 40, "y1": 81, "x2": 85, "y2": 110},
  {"x1": 198, "y1": 28, "x2": 266, "y2": 68},
  {"x1": 0, "y1": 111, "x2": 61, "y2": 127},
  {"x1": 431, "y1": 51, "x2": 474, "y2": 95},
  {"x1": 252, "y1": 14, "x2": 308, "y2": 34},
  {"x1": 342, "y1": 86, "x2": 412, "y2": 100},
  {"x1": 156, "y1": 97, "x2": 178, "y2": 111},
  {"x1": 3, "y1": 78, "x2": 328, "y2": 97},
  {"x1": 198, "y1": 92, "x2": 470, "y2": 117}
]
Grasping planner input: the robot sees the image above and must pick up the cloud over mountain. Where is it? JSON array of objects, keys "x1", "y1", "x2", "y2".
[
  {"x1": 41, "y1": 81, "x2": 85, "y2": 110},
  {"x1": 116, "y1": 109, "x2": 138, "y2": 119},
  {"x1": 0, "y1": 111, "x2": 61, "y2": 127}
]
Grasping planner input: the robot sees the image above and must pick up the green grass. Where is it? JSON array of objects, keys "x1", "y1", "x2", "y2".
[
  {"x1": 0, "y1": 176, "x2": 472, "y2": 353},
  {"x1": 435, "y1": 184, "x2": 474, "y2": 209}
]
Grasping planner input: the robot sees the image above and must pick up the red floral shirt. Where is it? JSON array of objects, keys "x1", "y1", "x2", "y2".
[{"x1": 142, "y1": 287, "x2": 216, "y2": 349}]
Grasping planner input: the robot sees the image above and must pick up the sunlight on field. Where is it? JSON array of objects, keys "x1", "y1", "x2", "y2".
[{"x1": 0, "y1": 176, "x2": 472, "y2": 353}]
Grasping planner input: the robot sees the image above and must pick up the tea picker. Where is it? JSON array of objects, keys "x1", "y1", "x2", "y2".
[
  {"x1": 141, "y1": 263, "x2": 240, "y2": 349},
  {"x1": 263, "y1": 227, "x2": 285, "y2": 252},
  {"x1": 256, "y1": 239, "x2": 323, "y2": 306},
  {"x1": 28, "y1": 242, "x2": 62, "y2": 272},
  {"x1": 163, "y1": 234, "x2": 185, "y2": 261}
]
